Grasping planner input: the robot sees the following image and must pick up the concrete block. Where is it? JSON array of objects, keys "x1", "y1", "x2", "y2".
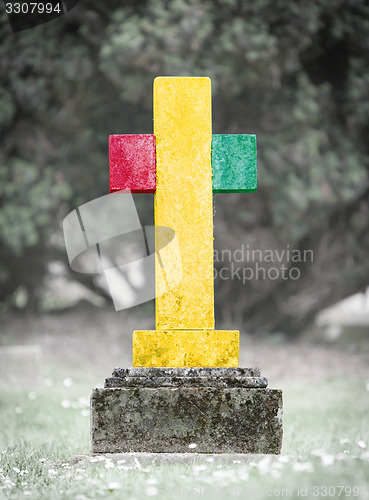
[{"x1": 91, "y1": 367, "x2": 282, "y2": 454}]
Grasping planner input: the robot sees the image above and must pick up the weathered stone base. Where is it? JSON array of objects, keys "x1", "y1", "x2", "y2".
[{"x1": 91, "y1": 368, "x2": 283, "y2": 454}]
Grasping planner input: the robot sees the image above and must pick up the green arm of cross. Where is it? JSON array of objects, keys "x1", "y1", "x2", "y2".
[{"x1": 212, "y1": 134, "x2": 257, "y2": 193}]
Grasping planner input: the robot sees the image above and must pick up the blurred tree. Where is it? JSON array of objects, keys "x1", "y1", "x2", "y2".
[{"x1": 0, "y1": 0, "x2": 368, "y2": 334}]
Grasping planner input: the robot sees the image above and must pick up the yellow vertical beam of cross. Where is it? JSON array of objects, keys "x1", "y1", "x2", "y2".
[
  {"x1": 133, "y1": 77, "x2": 239, "y2": 367},
  {"x1": 154, "y1": 77, "x2": 214, "y2": 329}
]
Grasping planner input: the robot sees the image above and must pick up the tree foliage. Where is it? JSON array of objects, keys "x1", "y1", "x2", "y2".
[{"x1": 0, "y1": 0, "x2": 368, "y2": 333}]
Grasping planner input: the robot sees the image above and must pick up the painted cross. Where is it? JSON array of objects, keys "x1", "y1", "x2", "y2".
[{"x1": 109, "y1": 77, "x2": 257, "y2": 367}]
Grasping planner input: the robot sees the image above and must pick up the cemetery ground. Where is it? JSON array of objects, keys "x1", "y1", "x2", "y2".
[{"x1": 1, "y1": 305, "x2": 369, "y2": 499}]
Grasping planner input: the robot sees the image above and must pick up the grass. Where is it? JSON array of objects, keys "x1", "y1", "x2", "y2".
[{"x1": 1, "y1": 377, "x2": 369, "y2": 499}]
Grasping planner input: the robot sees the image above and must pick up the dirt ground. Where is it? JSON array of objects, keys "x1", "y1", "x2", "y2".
[{"x1": 1, "y1": 303, "x2": 369, "y2": 388}]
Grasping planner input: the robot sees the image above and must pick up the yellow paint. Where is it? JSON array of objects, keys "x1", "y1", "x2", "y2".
[
  {"x1": 132, "y1": 77, "x2": 241, "y2": 367},
  {"x1": 154, "y1": 77, "x2": 214, "y2": 329},
  {"x1": 155, "y1": 228, "x2": 183, "y2": 297},
  {"x1": 133, "y1": 330, "x2": 239, "y2": 367}
]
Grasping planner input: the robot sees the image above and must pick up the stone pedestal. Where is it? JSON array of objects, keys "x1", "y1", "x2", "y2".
[{"x1": 91, "y1": 368, "x2": 283, "y2": 454}]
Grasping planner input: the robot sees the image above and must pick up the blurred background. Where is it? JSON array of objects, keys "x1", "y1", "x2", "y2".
[{"x1": 1, "y1": 0, "x2": 369, "y2": 384}]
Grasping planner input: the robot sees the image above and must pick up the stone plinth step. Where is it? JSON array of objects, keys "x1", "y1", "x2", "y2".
[
  {"x1": 107, "y1": 367, "x2": 266, "y2": 389},
  {"x1": 113, "y1": 367, "x2": 261, "y2": 377},
  {"x1": 105, "y1": 375, "x2": 268, "y2": 388},
  {"x1": 91, "y1": 367, "x2": 283, "y2": 455}
]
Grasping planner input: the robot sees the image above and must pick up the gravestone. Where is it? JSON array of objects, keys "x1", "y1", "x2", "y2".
[{"x1": 91, "y1": 77, "x2": 283, "y2": 453}]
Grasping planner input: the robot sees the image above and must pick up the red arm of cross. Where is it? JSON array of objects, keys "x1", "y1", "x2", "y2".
[{"x1": 109, "y1": 134, "x2": 156, "y2": 193}]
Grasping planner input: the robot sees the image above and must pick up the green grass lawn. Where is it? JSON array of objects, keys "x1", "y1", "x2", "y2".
[{"x1": 1, "y1": 377, "x2": 369, "y2": 499}]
